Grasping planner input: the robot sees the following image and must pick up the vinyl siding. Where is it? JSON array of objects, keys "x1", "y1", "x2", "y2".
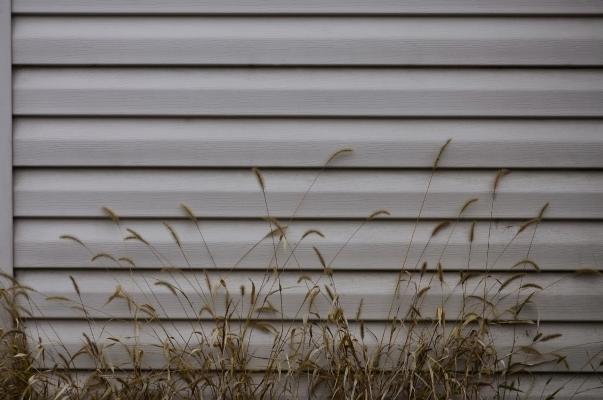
[
  {"x1": 8, "y1": 1, "x2": 603, "y2": 397},
  {"x1": 12, "y1": 17, "x2": 603, "y2": 65},
  {"x1": 12, "y1": 0, "x2": 603, "y2": 15},
  {"x1": 15, "y1": 220, "x2": 602, "y2": 271},
  {"x1": 12, "y1": 118, "x2": 603, "y2": 167}
]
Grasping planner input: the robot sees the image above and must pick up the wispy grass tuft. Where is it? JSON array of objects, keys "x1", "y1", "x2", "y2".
[{"x1": 1, "y1": 142, "x2": 602, "y2": 399}]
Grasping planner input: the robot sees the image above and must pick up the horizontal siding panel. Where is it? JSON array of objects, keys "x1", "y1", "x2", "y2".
[
  {"x1": 12, "y1": 0, "x2": 603, "y2": 15},
  {"x1": 18, "y1": 271, "x2": 603, "y2": 321},
  {"x1": 14, "y1": 170, "x2": 603, "y2": 218},
  {"x1": 15, "y1": 220, "x2": 603, "y2": 271},
  {"x1": 13, "y1": 118, "x2": 603, "y2": 168},
  {"x1": 13, "y1": 17, "x2": 603, "y2": 66},
  {"x1": 14, "y1": 68, "x2": 603, "y2": 116},
  {"x1": 26, "y1": 320, "x2": 603, "y2": 371}
]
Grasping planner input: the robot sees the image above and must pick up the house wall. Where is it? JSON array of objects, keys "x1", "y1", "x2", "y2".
[{"x1": 4, "y1": 1, "x2": 603, "y2": 397}]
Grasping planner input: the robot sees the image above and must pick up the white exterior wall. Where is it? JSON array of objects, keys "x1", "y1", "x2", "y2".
[{"x1": 2, "y1": 1, "x2": 603, "y2": 396}]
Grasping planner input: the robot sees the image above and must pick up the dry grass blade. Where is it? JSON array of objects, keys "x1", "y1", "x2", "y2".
[
  {"x1": 431, "y1": 221, "x2": 450, "y2": 237},
  {"x1": 469, "y1": 221, "x2": 476, "y2": 243},
  {"x1": 101, "y1": 206, "x2": 120, "y2": 224},
  {"x1": 301, "y1": 229, "x2": 325, "y2": 240},
  {"x1": 252, "y1": 167, "x2": 266, "y2": 191},
  {"x1": 118, "y1": 257, "x2": 137, "y2": 268},
  {"x1": 493, "y1": 168, "x2": 511, "y2": 195},
  {"x1": 124, "y1": 228, "x2": 150, "y2": 245},
  {"x1": 432, "y1": 138, "x2": 452, "y2": 169},
  {"x1": 59, "y1": 234, "x2": 88, "y2": 249},
  {"x1": 68, "y1": 276, "x2": 81, "y2": 296},
  {"x1": 326, "y1": 148, "x2": 354, "y2": 164},
  {"x1": 91, "y1": 253, "x2": 118, "y2": 263},
  {"x1": 180, "y1": 203, "x2": 197, "y2": 222},
  {"x1": 499, "y1": 273, "x2": 526, "y2": 291},
  {"x1": 163, "y1": 222, "x2": 182, "y2": 248},
  {"x1": 512, "y1": 259, "x2": 541, "y2": 272},
  {"x1": 538, "y1": 334, "x2": 563, "y2": 343},
  {"x1": 312, "y1": 246, "x2": 328, "y2": 270},
  {"x1": 436, "y1": 262, "x2": 444, "y2": 284},
  {"x1": 520, "y1": 283, "x2": 543, "y2": 290},
  {"x1": 518, "y1": 203, "x2": 550, "y2": 234},
  {"x1": 154, "y1": 280, "x2": 179, "y2": 297},
  {"x1": 460, "y1": 198, "x2": 479, "y2": 215},
  {"x1": 367, "y1": 209, "x2": 391, "y2": 220}
]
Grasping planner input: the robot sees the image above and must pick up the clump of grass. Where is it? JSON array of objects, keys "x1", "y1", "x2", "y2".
[
  {"x1": 1, "y1": 142, "x2": 602, "y2": 399},
  {"x1": 0, "y1": 274, "x2": 37, "y2": 398}
]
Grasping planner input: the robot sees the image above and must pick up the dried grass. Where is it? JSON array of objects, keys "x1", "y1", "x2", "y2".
[{"x1": 1, "y1": 142, "x2": 601, "y2": 399}]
